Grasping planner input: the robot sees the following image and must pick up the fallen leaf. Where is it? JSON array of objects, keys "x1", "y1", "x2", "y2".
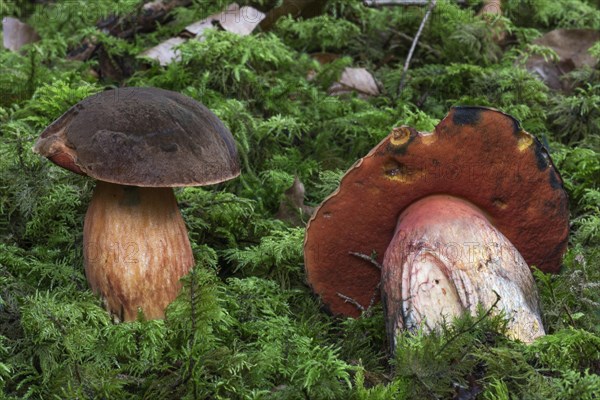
[
  {"x1": 328, "y1": 67, "x2": 381, "y2": 98},
  {"x1": 211, "y1": 3, "x2": 265, "y2": 36},
  {"x1": 259, "y1": 0, "x2": 327, "y2": 32},
  {"x1": 478, "y1": 0, "x2": 501, "y2": 16},
  {"x1": 139, "y1": 37, "x2": 186, "y2": 66},
  {"x1": 276, "y1": 177, "x2": 315, "y2": 226},
  {"x1": 311, "y1": 52, "x2": 340, "y2": 65},
  {"x1": 525, "y1": 29, "x2": 600, "y2": 91},
  {"x1": 2, "y1": 17, "x2": 40, "y2": 52},
  {"x1": 68, "y1": 38, "x2": 99, "y2": 62},
  {"x1": 67, "y1": 0, "x2": 192, "y2": 61},
  {"x1": 96, "y1": 45, "x2": 136, "y2": 81},
  {"x1": 140, "y1": 3, "x2": 265, "y2": 66},
  {"x1": 185, "y1": 3, "x2": 264, "y2": 37},
  {"x1": 104, "y1": 0, "x2": 193, "y2": 38},
  {"x1": 306, "y1": 52, "x2": 340, "y2": 81},
  {"x1": 477, "y1": 0, "x2": 506, "y2": 44}
]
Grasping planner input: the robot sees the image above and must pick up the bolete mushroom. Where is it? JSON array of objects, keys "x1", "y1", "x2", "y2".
[
  {"x1": 33, "y1": 87, "x2": 239, "y2": 321},
  {"x1": 304, "y1": 106, "x2": 569, "y2": 347}
]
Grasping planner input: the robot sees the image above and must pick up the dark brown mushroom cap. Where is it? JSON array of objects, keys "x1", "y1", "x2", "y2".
[
  {"x1": 304, "y1": 106, "x2": 569, "y2": 317},
  {"x1": 33, "y1": 87, "x2": 240, "y2": 187}
]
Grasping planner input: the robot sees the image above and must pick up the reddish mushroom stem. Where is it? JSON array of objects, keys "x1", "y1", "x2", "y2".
[
  {"x1": 382, "y1": 195, "x2": 545, "y2": 350},
  {"x1": 83, "y1": 181, "x2": 194, "y2": 321}
]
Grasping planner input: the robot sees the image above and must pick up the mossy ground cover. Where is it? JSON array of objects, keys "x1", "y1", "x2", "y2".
[{"x1": 0, "y1": 0, "x2": 599, "y2": 398}]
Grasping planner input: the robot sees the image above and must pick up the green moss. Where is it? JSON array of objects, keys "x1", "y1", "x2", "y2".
[{"x1": 0, "y1": 0, "x2": 599, "y2": 398}]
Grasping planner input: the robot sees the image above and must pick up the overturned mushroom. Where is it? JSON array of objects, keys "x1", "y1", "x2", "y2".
[
  {"x1": 304, "y1": 106, "x2": 569, "y2": 348},
  {"x1": 33, "y1": 87, "x2": 239, "y2": 321}
]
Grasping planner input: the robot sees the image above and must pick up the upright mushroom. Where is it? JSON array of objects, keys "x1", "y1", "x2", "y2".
[
  {"x1": 304, "y1": 106, "x2": 569, "y2": 347},
  {"x1": 33, "y1": 87, "x2": 239, "y2": 321}
]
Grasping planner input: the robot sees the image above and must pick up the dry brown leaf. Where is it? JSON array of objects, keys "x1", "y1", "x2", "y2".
[
  {"x1": 276, "y1": 176, "x2": 315, "y2": 226},
  {"x1": 306, "y1": 52, "x2": 340, "y2": 81},
  {"x1": 525, "y1": 29, "x2": 600, "y2": 91},
  {"x1": 478, "y1": 0, "x2": 501, "y2": 16},
  {"x1": 96, "y1": 45, "x2": 135, "y2": 81},
  {"x1": 259, "y1": 0, "x2": 327, "y2": 32},
  {"x1": 212, "y1": 3, "x2": 265, "y2": 36},
  {"x1": 139, "y1": 37, "x2": 185, "y2": 66},
  {"x1": 328, "y1": 67, "x2": 381, "y2": 98},
  {"x1": 477, "y1": 0, "x2": 506, "y2": 43},
  {"x1": 68, "y1": 38, "x2": 99, "y2": 62},
  {"x1": 185, "y1": 3, "x2": 265, "y2": 37},
  {"x1": 183, "y1": 15, "x2": 217, "y2": 37},
  {"x1": 140, "y1": 3, "x2": 264, "y2": 66},
  {"x1": 311, "y1": 52, "x2": 340, "y2": 65},
  {"x1": 104, "y1": 0, "x2": 193, "y2": 38},
  {"x1": 2, "y1": 17, "x2": 40, "y2": 52},
  {"x1": 67, "y1": 0, "x2": 192, "y2": 61}
]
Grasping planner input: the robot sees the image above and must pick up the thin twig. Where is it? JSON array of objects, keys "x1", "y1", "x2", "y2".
[
  {"x1": 336, "y1": 282, "x2": 382, "y2": 318},
  {"x1": 338, "y1": 251, "x2": 384, "y2": 316},
  {"x1": 349, "y1": 251, "x2": 383, "y2": 270},
  {"x1": 397, "y1": 0, "x2": 436, "y2": 98},
  {"x1": 563, "y1": 304, "x2": 576, "y2": 326},
  {"x1": 343, "y1": 251, "x2": 384, "y2": 316},
  {"x1": 363, "y1": 281, "x2": 382, "y2": 318},
  {"x1": 337, "y1": 292, "x2": 365, "y2": 312},
  {"x1": 393, "y1": 30, "x2": 441, "y2": 57}
]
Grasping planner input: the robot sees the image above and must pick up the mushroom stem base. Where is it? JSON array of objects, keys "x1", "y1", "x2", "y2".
[
  {"x1": 382, "y1": 195, "x2": 545, "y2": 351},
  {"x1": 83, "y1": 181, "x2": 194, "y2": 321}
]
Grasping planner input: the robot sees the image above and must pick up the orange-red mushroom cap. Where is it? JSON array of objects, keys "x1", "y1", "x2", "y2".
[{"x1": 304, "y1": 106, "x2": 569, "y2": 317}]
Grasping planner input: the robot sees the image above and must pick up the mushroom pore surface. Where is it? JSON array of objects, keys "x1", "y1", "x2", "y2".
[{"x1": 382, "y1": 194, "x2": 545, "y2": 349}]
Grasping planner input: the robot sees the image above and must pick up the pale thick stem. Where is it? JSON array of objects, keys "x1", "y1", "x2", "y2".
[
  {"x1": 382, "y1": 195, "x2": 545, "y2": 350},
  {"x1": 83, "y1": 181, "x2": 194, "y2": 321}
]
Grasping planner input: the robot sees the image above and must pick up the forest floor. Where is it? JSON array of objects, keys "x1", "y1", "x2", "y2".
[{"x1": 0, "y1": 0, "x2": 599, "y2": 399}]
